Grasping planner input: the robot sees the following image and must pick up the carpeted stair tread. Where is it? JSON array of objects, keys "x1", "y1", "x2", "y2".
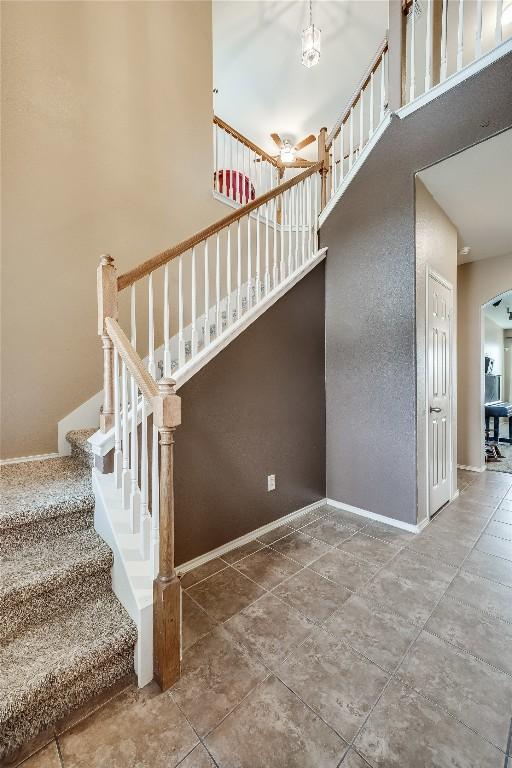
[
  {"x1": 66, "y1": 428, "x2": 95, "y2": 468},
  {"x1": 0, "y1": 591, "x2": 137, "y2": 757},
  {"x1": 0, "y1": 528, "x2": 112, "y2": 615},
  {"x1": 0, "y1": 457, "x2": 93, "y2": 533}
]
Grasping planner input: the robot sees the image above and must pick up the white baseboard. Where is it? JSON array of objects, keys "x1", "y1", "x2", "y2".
[
  {"x1": 457, "y1": 464, "x2": 485, "y2": 473},
  {"x1": 57, "y1": 390, "x2": 102, "y2": 456},
  {"x1": 0, "y1": 452, "x2": 60, "y2": 466},
  {"x1": 177, "y1": 497, "x2": 328, "y2": 575},
  {"x1": 325, "y1": 497, "x2": 425, "y2": 533}
]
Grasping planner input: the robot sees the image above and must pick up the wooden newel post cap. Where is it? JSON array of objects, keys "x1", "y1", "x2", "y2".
[
  {"x1": 153, "y1": 378, "x2": 181, "y2": 429},
  {"x1": 99, "y1": 253, "x2": 115, "y2": 267}
]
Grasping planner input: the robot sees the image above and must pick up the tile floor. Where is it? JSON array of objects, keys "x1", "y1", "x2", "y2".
[{"x1": 10, "y1": 469, "x2": 512, "y2": 768}]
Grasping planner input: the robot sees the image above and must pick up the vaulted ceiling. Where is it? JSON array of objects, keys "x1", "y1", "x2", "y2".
[{"x1": 213, "y1": 0, "x2": 388, "y2": 160}]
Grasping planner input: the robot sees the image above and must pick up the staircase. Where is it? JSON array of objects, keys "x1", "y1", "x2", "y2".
[
  {"x1": 0, "y1": 433, "x2": 137, "y2": 761},
  {"x1": 2, "y1": 0, "x2": 511, "y2": 759}
]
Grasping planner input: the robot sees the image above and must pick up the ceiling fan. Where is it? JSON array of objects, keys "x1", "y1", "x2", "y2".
[{"x1": 268, "y1": 132, "x2": 316, "y2": 165}]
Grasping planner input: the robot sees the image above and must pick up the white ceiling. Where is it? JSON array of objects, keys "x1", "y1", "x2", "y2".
[
  {"x1": 418, "y1": 129, "x2": 512, "y2": 265},
  {"x1": 213, "y1": 0, "x2": 388, "y2": 159},
  {"x1": 485, "y1": 291, "x2": 512, "y2": 330}
]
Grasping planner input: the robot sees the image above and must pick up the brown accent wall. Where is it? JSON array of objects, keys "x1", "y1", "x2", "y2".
[{"x1": 173, "y1": 263, "x2": 326, "y2": 566}]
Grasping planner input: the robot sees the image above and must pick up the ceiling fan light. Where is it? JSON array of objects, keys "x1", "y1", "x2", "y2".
[
  {"x1": 502, "y1": 0, "x2": 512, "y2": 25},
  {"x1": 301, "y1": 24, "x2": 321, "y2": 68},
  {"x1": 280, "y1": 141, "x2": 295, "y2": 163}
]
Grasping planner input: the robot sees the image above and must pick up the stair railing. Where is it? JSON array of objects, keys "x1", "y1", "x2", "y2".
[
  {"x1": 322, "y1": 38, "x2": 389, "y2": 210},
  {"x1": 213, "y1": 115, "x2": 282, "y2": 203},
  {"x1": 394, "y1": 0, "x2": 510, "y2": 109},
  {"x1": 97, "y1": 256, "x2": 181, "y2": 690},
  {"x1": 97, "y1": 161, "x2": 322, "y2": 689}
]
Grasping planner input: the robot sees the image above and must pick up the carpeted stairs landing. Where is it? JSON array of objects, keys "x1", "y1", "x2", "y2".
[{"x1": 0, "y1": 431, "x2": 137, "y2": 761}]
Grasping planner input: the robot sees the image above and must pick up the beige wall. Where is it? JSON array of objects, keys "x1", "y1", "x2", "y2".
[
  {"x1": 1, "y1": 1, "x2": 225, "y2": 458},
  {"x1": 458, "y1": 253, "x2": 512, "y2": 469},
  {"x1": 415, "y1": 179, "x2": 458, "y2": 522},
  {"x1": 484, "y1": 315, "x2": 504, "y2": 376}
]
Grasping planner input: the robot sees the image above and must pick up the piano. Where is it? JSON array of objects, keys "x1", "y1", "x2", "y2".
[{"x1": 484, "y1": 373, "x2": 512, "y2": 443}]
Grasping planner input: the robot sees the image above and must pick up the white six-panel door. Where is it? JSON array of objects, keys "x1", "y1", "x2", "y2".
[{"x1": 428, "y1": 272, "x2": 452, "y2": 517}]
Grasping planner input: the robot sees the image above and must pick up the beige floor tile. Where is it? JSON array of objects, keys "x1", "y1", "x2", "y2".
[
  {"x1": 205, "y1": 676, "x2": 346, "y2": 768},
  {"x1": 426, "y1": 596, "x2": 512, "y2": 676},
  {"x1": 270, "y1": 531, "x2": 333, "y2": 566},
  {"x1": 233, "y1": 547, "x2": 302, "y2": 589},
  {"x1": 182, "y1": 593, "x2": 217, "y2": 651},
  {"x1": 461, "y1": 547, "x2": 512, "y2": 587},
  {"x1": 337, "y1": 532, "x2": 402, "y2": 565},
  {"x1": 445, "y1": 569, "x2": 512, "y2": 623},
  {"x1": 308, "y1": 549, "x2": 379, "y2": 591},
  {"x1": 170, "y1": 626, "x2": 267, "y2": 737},
  {"x1": 396, "y1": 631, "x2": 512, "y2": 752},
  {"x1": 493, "y1": 506, "x2": 512, "y2": 524},
  {"x1": 406, "y1": 533, "x2": 472, "y2": 567},
  {"x1": 289, "y1": 507, "x2": 331, "y2": 529},
  {"x1": 300, "y1": 515, "x2": 357, "y2": 546},
  {"x1": 272, "y1": 567, "x2": 351, "y2": 623},
  {"x1": 355, "y1": 679, "x2": 503, "y2": 768},
  {"x1": 58, "y1": 683, "x2": 198, "y2": 768},
  {"x1": 277, "y1": 629, "x2": 389, "y2": 741},
  {"x1": 475, "y1": 533, "x2": 512, "y2": 561},
  {"x1": 224, "y1": 593, "x2": 314, "y2": 668},
  {"x1": 220, "y1": 540, "x2": 265, "y2": 565},
  {"x1": 340, "y1": 749, "x2": 373, "y2": 767},
  {"x1": 176, "y1": 744, "x2": 216, "y2": 768},
  {"x1": 325, "y1": 507, "x2": 369, "y2": 531},
  {"x1": 4, "y1": 729, "x2": 54, "y2": 767},
  {"x1": 257, "y1": 523, "x2": 294, "y2": 545},
  {"x1": 323, "y1": 594, "x2": 418, "y2": 673},
  {"x1": 363, "y1": 522, "x2": 416, "y2": 546},
  {"x1": 187, "y1": 566, "x2": 265, "y2": 622},
  {"x1": 485, "y1": 519, "x2": 512, "y2": 541},
  {"x1": 180, "y1": 558, "x2": 227, "y2": 589}
]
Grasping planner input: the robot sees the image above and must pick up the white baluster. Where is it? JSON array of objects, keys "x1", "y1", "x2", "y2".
[
  {"x1": 380, "y1": 53, "x2": 387, "y2": 120},
  {"x1": 475, "y1": 0, "x2": 482, "y2": 59},
  {"x1": 425, "y1": 0, "x2": 433, "y2": 93},
  {"x1": 457, "y1": 0, "x2": 464, "y2": 71},
  {"x1": 148, "y1": 272, "x2": 155, "y2": 379},
  {"x1": 226, "y1": 227, "x2": 232, "y2": 324},
  {"x1": 204, "y1": 240, "x2": 210, "y2": 346},
  {"x1": 215, "y1": 233, "x2": 221, "y2": 334},
  {"x1": 440, "y1": 0, "x2": 448, "y2": 81},
  {"x1": 264, "y1": 202, "x2": 270, "y2": 294},
  {"x1": 213, "y1": 123, "x2": 217, "y2": 194},
  {"x1": 121, "y1": 359, "x2": 130, "y2": 509},
  {"x1": 129, "y1": 373, "x2": 140, "y2": 533},
  {"x1": 247, "y1": 214, "x2": 253, "y2": 309},
  {"x1": 409, "y1": 1, "x2": 416, "y2": 102},
  {"x1": 273, "y1": 198, "x2": 278, "y2": 288},
  {"x1": 191, "y1": 247, "x2": 197, "y2": 356},
  {"x1": 163, "y1": 265, "x2": 170, "y2": 376},
  {"x1": 340, "y1": 123, "x2": 345, "y2": 182},
  {"x1": 139, "y1": 394, "x2": 150, "y2": 560},
  {"x1": 331, "y1": 140, "x2": 336, "y2": 197},
  {"x1": 113, "y1": 349, "x2": 122, "y2": 488},
  {"x1": 301, "y1": 182, "x2": 306, "y2": 265},
  {"x1": 359, "y1": 90, "x2": 364, "y2": 154},
  {"x1": 349, "y1": 108, "x2": 354, "y2": 169},
  {"x1": 255, "y1": 208, "x2": 261, "y2": 300},
  {"x1": 369, "y1": 72, "x2": 375, "y2": 135},
  {"x1": 280, "y1": 192, "x2": 285, "y2": 282},
  {"x1": 230, "y1": 133, "x2": 234, "y2": 200},
  {"x1": 496, "y1": 0, "x2": 503, "y2": 45},
  {"x1": 129, "y1": 286, "x2": 140, "y2": 531},
  {"x1": 307, "y1": 176, "x2": 312, "y2": 259},
  {"x1": 287, "y1": 189, "x2": 292, "y2": 275},
  {"x1": 178, "y1": 255, "x2": 185, "y2": 367},
  {"x1": 314, "y1": 173, "x2": 319, "y2": 252},
  {"x1": 295, "y1": 184, "x2": 300, "y2": 269},
  {"x1": 221, "y1": 126, "x2": 226, "y2": 196},
  {"x1": 237, "y1": 220, "x2": 242, "y2": 318}
]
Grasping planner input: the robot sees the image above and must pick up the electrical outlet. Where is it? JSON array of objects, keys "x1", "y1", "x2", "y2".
[{"x1": 267, "y1": 474, "x2": 276, "y2": 492}]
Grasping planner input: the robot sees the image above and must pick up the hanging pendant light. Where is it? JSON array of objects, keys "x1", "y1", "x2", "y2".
[{"x1": 301, "y1": 0, "x2": 321, "y2": 68}]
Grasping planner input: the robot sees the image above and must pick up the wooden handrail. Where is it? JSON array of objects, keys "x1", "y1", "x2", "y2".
[
  {"x1": 117, "y1": 161, "x2": 322, "y2": 291},
  {"x1": 105, "y1": 317, "x2": 158, "y2": 402},
  {"x1": 213, "y1": 114, "x2": 280, "y2": 167},
  {"x1": 326, "y1": 38, "x2": 389, "y2": 148}
]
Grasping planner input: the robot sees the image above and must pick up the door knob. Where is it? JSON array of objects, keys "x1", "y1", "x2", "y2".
[{"x1": 430, "y1": 407, "x2": 442, "y2": 413}]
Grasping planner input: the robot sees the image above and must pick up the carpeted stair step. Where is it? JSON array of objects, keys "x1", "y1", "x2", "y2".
[
  {"x1": 0, "y1": 528, "x2": 113, "y2": 642},
  {"x1": 65, "y1": 428, "x2": 96, "y2": 468},
  {"x1": 0, "y1": 591, "x2": 137, "y2": 760},
  {"x1": 0, "y1": 457, "x2": 94, "y2": 553}
]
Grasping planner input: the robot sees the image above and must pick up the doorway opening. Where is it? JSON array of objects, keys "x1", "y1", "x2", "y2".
[{"x1": 483, "y1": 290, "x2": 512, "y2": 474}]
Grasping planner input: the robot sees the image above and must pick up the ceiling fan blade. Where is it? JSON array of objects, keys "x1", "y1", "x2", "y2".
[
  {"x1": 271, "y1": 133, "x2": 284, "y2": 150},
  {"x1": 293, "y1": 134, "x2": 316, "y2": 151}
]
